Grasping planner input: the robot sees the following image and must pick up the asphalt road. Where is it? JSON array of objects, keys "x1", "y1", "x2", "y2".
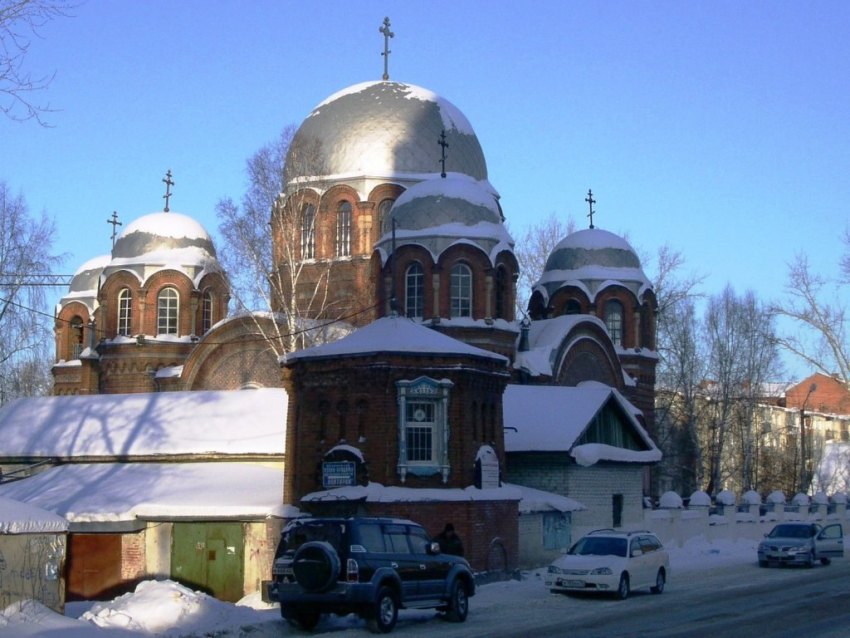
[{"x1": 352, "y1": 558, "x2": 850, "y2": 638}]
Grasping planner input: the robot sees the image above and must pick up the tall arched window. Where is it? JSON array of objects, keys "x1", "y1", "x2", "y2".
[
  {"x1": 117, "y1": 288, "x2": 132, "y2": 336},
  {"x1": 300, "y1": 204, "x2": 316, "y2": 259},
  {"x1": 157, "y1": 287, "x2": 179, "y2": 335},
  {"x1": 378, "y1": 199, "x2": 394, "y2": 234},
  {"x1": 495, "y1": 266, "x2": 508, "y2": 319},
  {"x1": 566, "y1": 299, "x2": 582, "y2": 315},
  {"x1": 405, "y1": 263, "x2": 424, "y2": 319},
  {"x1": 336, "y1": 201, "x2": 352, "y2": 256},
  {"x1": 604, "y1": 299, "x2": 624, "y2": 346},
  {"x1": 70, "y1": 316, "x2": 84, "y2": 359},
  {"x1": 202, "y1": 290, "x2": 213, "y2": 333},
  {"x1": 450, "y1": 263, "x2": 472, "y2": 318}
]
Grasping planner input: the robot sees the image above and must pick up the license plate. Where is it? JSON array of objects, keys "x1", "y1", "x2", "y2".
[{"x1": 558, "y1": 579, "x2": 584, "y2": 587}]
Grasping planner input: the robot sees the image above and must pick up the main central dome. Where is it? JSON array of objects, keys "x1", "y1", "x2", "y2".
[{"x1": 284, "y1": 81, "x2": 488, "y2": 185}]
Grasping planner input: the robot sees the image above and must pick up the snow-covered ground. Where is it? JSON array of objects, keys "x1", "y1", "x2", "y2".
[{"x1": 0, "y1": 535, "x2": 762, "y2": 637}]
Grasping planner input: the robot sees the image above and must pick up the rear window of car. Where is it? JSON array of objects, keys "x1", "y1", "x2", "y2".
[{"x1": 280, "y1": 521, "x2": 346, "y2": 555}]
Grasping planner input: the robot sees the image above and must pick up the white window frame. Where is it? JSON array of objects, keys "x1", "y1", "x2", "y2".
[
  {"x1": 336, "y1": 201, "x2": 352, "y2": 257},
  {"x1": 301, "y1": 204, "x2": 316, "y2": 259},
  {"x1": 405, "y1": 263, "x2": 424, "y2": 319},
  {"x1": 117, "y1": 288, "x2": 132, "y2": 336},
  {"x1": 157, "y1": 287, "x2": 179, "y2": 335},
  {"x1": 604, "y1": 299, "x2": 624, "y2": 346},
  {"x1": 450, "y1": 263, "x2": 472, "y2": 318},
  {"x1": 396, "y1": 376, "x2": 453, "y2": 483},
  {"x1": 201, "y1": 289, "x2": 213, "y2": 333}
]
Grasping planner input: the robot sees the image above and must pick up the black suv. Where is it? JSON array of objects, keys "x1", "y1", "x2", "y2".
[{"x1": 265, "y1": 516, "x2": 475, "y2": 633}]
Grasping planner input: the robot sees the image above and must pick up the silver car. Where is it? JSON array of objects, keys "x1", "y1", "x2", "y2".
[{"x1": 757, "y1": 522, "x2": 844, "y2": 567}]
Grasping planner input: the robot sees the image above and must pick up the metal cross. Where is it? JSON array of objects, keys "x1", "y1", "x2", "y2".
[
  {"x1": 438, "y1": 130, "x2": 449, "y2": 178},
  {"x1": 585, "y1": 189, "x2": 597, "y2": 229},
  {"x1": 162, "y1": 169, "x2": 175, "y2": 212},
  {"x1": 379, "y1": 17, "x2": 394, "y2": 81},
  {"x1": 106, "y1": 210, "x2": 122, "y2": 248}
]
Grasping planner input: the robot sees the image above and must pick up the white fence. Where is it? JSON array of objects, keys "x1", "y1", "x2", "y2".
[{"x1": 642, "y1": 492, "x2": 849, "y2": 547}]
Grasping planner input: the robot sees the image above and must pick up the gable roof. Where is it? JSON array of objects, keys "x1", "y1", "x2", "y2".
[
  {"x1": 503, "y1": 382, "x2": 661, "y2": 465},
  {"x1": 0, "y1": 389, "x2": 287, "y2": 459}
]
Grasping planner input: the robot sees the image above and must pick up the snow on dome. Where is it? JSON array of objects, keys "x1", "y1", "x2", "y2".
[
  {"x1": 766, "y1": 490, "x2": 786, "y2": 504},
  {"x1": 112, "y1": 211, "x2": 217, "y2": 260},
  {"x1": 67, "y1": 254, "x2": 110, "y2": 294},
  {"x1": 389, "y1": 176, "x2": 502, "y2": 230},
  {"x1": 534, "y1": 227, "x2": 652, "y2": 303},
  {"x1": 791, "y1": 492, "x2": 810, "y2": 506},
  {"x1": 742, "y1": 489, "x2": 762, "y2": 505},
  {"x1": 285, "y1": 81, "x2": 487, "y2": 184}
]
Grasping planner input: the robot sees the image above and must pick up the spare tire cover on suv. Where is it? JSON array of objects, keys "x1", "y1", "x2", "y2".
[{"x1": 293, "y1": 541, "x2": 341, "y2": 592}]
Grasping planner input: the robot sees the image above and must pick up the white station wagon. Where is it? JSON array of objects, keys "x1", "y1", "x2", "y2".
[{"x1": 546, "y1": 529, "x2": 670, "y2": 599}]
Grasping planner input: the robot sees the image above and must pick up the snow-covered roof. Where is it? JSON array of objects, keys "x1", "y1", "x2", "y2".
[
  {"x1": 285, "y1": 316, "x2": 508, "y2": 364},
  {"x1": 503, "y1": 382, "x2": 661, "y2": 465},
  {"x1": 0, "y1": 463, "x2": 288, "y2": 523},
  {"x1": 505, "y1": 482, "x2": 586, "y2": 514},
  {"x1": 0, "y1": 389, "x2": 287, "y2": 458},
  {"x1": 0, "y1": 496, "x2": 68, "y2": 534},
  {"x1": 515, "y1": 315, "x2": 617, "y2": 378},
  {"x1": 301, "y1": 481, "x2": 521, "y2": 504}
]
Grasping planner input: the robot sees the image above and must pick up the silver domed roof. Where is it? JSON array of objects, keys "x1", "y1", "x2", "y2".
[
  {"x1": 285, "y1": 81, "x2": 488, "y2": 184},
  {"x1": 535, "y1": 228, "x2": 651, "y2": 301},
  {"x1": 68, "y1": 255, "x2": 110, "y2": 294},
  {"x1": 376, "y1": 176, "x2": 513, "y2": 264},
  {"x1": 112, "y1": 212, "x2": 217, "y2": 260}
]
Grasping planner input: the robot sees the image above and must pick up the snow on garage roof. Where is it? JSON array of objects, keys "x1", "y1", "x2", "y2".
[
  {"x1": 0, "y1": 463, "x2": 289, "y2": 523},
  {"x1": 0, "y1": 496, "x2": 68, "y2": 533},
  {"x1": 0, "y1": 389, "x2": 287, "y2": 458}
]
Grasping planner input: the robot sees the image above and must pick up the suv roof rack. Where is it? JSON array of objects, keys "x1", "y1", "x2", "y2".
[{"x1": 587, "y1": 528, "x2": 652, "y2": 536}]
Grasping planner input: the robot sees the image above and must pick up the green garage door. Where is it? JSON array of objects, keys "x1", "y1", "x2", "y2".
[{"x1": 171, "y1": 522, "x2": 244, "y2": 602}]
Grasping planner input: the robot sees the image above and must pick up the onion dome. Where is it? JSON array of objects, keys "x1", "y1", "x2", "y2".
[
  {"x1": 375, "y1": 176, "x2": 513, "y2": 264},
  {"x1": 285, "y1": 81, "x2": 488, "y2": 184},
  {"x1": 57, "y1": 254, "x2": 110, "y2": 313},
  {"x1": 534, "y1": 228, "x2": 651, "y2": 300},
  {"x1": 104, "y1": 211, "x2": 221, "y2": 284}
]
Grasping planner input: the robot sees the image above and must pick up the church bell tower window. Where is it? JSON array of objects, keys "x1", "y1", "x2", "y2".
[
  {"x1": 301, "y1": 204, "x2": 316, "y2": 259},
  {"x1": 157, "y1": 287, "x2": 179, "y2": 335},
  {"x1": 450, "y1": 263, "x2": 472, "y2": 318},
  {"x1": 336, "y1": 201, "x2": 352, "y2": 257},
  {"x1": 117, "y1": 288, "x2": 132, "y2": 336},
  {"x1": 405, "y1": 263, "x2": 424, "y2": 319},
  {"x1": 604, "y1": 299, "x2": 624, "y2": 347}
]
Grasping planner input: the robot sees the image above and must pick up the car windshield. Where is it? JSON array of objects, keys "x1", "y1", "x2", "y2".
[
  {"x1": 279, "y1": 521, "x2": 345, "y2": 556},
  {"x1": 568, "y1": 536, "x2": 628, "y2": 557},
  {"x1": 768, "y1": 524, "x2": 813, "y2": 539}
]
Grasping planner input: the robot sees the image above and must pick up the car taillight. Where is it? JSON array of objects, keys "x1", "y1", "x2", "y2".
[{"x1": 346, "y1": 558, "x2": 359, "y2": 582}]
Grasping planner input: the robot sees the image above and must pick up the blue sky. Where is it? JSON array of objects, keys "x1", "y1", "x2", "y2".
[{"x1": 3, "y1": 1, "x2": 849, "y2": 379}]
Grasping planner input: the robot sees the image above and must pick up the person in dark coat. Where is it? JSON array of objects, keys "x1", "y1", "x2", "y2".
[{"x1": 436, "y1": 523, "x2": 464, "y2": 557}]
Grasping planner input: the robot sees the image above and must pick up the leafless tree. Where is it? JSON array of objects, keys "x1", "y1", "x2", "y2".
[
  {"x1": 216, "y1": 126, "x2": 340, "y2": 355},
  {"x1": 510, "y1": 212, "x2": 575, "y2": 315},
  {"x1": 773, "y1": 251, "x2": 849, "y2": 383},
  {"x1": 0, "y1": 0, "x2": 71, "y2": 124},
  {"x1": 0, "y1": 181, "x2": 62, "y2": 404}
]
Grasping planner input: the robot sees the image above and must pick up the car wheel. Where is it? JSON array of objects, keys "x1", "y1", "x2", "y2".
[
  {"x1": 445, "y1": 579, "x2": 469, "y2": 622},
  {"x1": 821, "y1": 557, "x2": 831, "y2": 566},
  {"x1": 287, "y1": 611, "x2": 320, "y2": 631},
  {"x1": 366, "y1": 586, "x2": 398, "y2": 634},
  {"x1": 616, "y1": 573, "x2": 630, "y2": 600},
  {"x1": 650, "y1": 568, "x2": 665, "y2": 594},
  {"x1": 292, "y1": 541, "x2": 341, "y2": 592},
  {"x1": 758, "y1": 559, "x2": 768, "y2": 567}
]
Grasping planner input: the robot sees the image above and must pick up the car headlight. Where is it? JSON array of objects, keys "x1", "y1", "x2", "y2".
[
  {"x1": 590, "y1": 567, "x2": 613, "y2": 575},
  {"x1": 548, "y1": 565, "x2": 563, "y2": 574},
  {"x1": 789, "y1": 545, "x2": 808, "y2": 554}
]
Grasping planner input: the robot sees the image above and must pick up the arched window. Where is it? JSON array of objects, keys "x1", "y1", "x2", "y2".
[
  {"x1": 117, "y1": 288, "x2": 132, "y2": 336},
  {"x1": 300, "y1": 204, "x2": 316, "y2": 259},
  {"x1": 450, "y1": 263, "x2": 472, "y2": 318},
  {"x1": 604, "y1": 299, "x2": 624, "y2": 346},
  {"x1": 378, "y1": 198, "x2": 394, "y2": 234},
  {"x1": 202, "y1": 290, "x2": 213, "y2": 333},
  {"x1": 336, "y1": 201, "x2": 352, "y2": 256},
  {"x1": 566, "y1": 299, "x2": 582, "y2": 315},
  {"x1": 405, "y1": 263, "x2": 424, "y2": 319},
  {"x1": 157, "y1": 287, "x2": 179, "y2": 335},
  {"x1": 70, "y1": 316, "x2": 84, "y2": 359},
  {"x1": 495, "y1": 266, "x2": 508, "y2": 319}
]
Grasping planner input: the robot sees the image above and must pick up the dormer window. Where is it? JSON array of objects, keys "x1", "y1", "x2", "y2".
[
  {"x1": 117, "y1": 288, "x2": 132, "y2": 336},
  {"x1": 450, "y1": 263, "x2": 472, "y2": 318},
  {"x1": 157, "y1": 287, "x2": 179, "y2": 335}
]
